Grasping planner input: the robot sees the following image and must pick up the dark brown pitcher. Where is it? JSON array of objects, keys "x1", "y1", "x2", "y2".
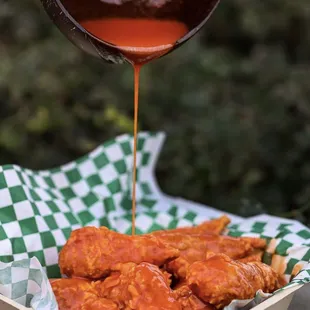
[{"x1": 40, "y1": 0, "x2": 220, "y2": 64}]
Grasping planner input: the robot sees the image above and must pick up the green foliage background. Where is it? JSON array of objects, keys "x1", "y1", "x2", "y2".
[{"x1": 1, "y1": 0, "x2": 310, "y2": 224}]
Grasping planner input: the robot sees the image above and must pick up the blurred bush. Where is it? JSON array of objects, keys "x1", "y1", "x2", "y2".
[{"x1": 1, "y1": 0, "x2": 310, "y2": 224}]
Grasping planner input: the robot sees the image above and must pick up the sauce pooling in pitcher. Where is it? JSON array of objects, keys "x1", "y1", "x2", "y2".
[
  {"x1": 81, "y1": 18, "x2": 188, "y2": 234},
  {"x1": 81, "y1": 18, "x2": 188, "y2": 63}
]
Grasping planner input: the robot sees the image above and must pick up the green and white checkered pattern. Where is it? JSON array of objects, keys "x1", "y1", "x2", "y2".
[
  {"x1": 0, "y1": 132, "x2": 309, "y2": 310},
  {"x1": 0, "y1": 257, "x2": 57, "y2": 309}
]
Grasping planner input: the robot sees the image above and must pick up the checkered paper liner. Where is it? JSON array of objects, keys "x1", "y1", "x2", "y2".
[
  {"x1": 0, "y1": 257, "x2": 57, "y2": 309},
  {"x1": 0, "y1": 132, "x2": 308, "y2": 310}
]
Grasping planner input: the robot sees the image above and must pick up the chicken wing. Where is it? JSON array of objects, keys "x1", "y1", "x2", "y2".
[
  {"x1": 99, "y1": 262, "x2": 181, "y2": 310},
  {"x1": 187, "y1": 254, "x2": 283, "y2": 309},
  {"x1": 173, "y1": 283, "x2": 216, "y2": 310},
  {"x1": 160, "y1": 233, "x2": 266, "y2": 279},
  {"x1": 152, "y1": 216, "x2": 230, "y2": 236},
  {"x1": 240, "y1": 237, "x2": 267, "y2": 249},
  {"x1": 52, "y1": 263, "x2": 181, "y2": 310},
  {"x1": 238, "y1": 250, "x2": 264, "y2": 263},
  {"x1": 51, "y1": 278, "x2": 118, "y2": 310},
  {"x1": 59, "y1": 226, "x2": 179, "y2": 279}
]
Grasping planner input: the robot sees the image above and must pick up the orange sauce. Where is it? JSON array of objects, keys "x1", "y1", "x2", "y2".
[
  {"x1": 81, "y1": 18, "x2": 188, "y2": 234},
  {"x1": 81, "y1": 18, "x2": 188, "y2": 63}
]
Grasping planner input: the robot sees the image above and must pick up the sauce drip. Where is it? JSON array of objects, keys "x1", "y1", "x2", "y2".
[
  {"x1": 81, "y1": 18, "x2": 188, "y2": 234},
  {"x1": 132, "y1": 64, "x2": 141, "y2": 235}
]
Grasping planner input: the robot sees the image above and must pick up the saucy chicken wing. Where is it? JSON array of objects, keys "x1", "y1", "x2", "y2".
[
  {"x1": 238, "y1": 250, "x2": 264, "y2": 263},
  {"x1": 59, "y1": 226, "x2": 179, "y2": 279},
  {"x1": 152, "y1": 216, "x2": 230, "y2": 236},
  {"x1": 52, "y1": 263, "x2": 181, "y2": 310},
  {"x1": 99, "y1": 262, "x2": 181, "y2": 310},
  {"x1": 160, "y1": 233, "x2": 266, "y2": 279},
  {"x1": 187, "y1": 254, "x2": 283, "y2": 309},
  {"x1": 173, "y1": 284, "x2": 216, "y2": 310},
  {"x1": 51, "y1": 278, "x2": 118, "y2": 310}
]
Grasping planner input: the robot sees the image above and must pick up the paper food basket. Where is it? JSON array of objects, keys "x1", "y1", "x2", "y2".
[{"x1": 0, "y1": 132, "x2": 309, "y2": 310}]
